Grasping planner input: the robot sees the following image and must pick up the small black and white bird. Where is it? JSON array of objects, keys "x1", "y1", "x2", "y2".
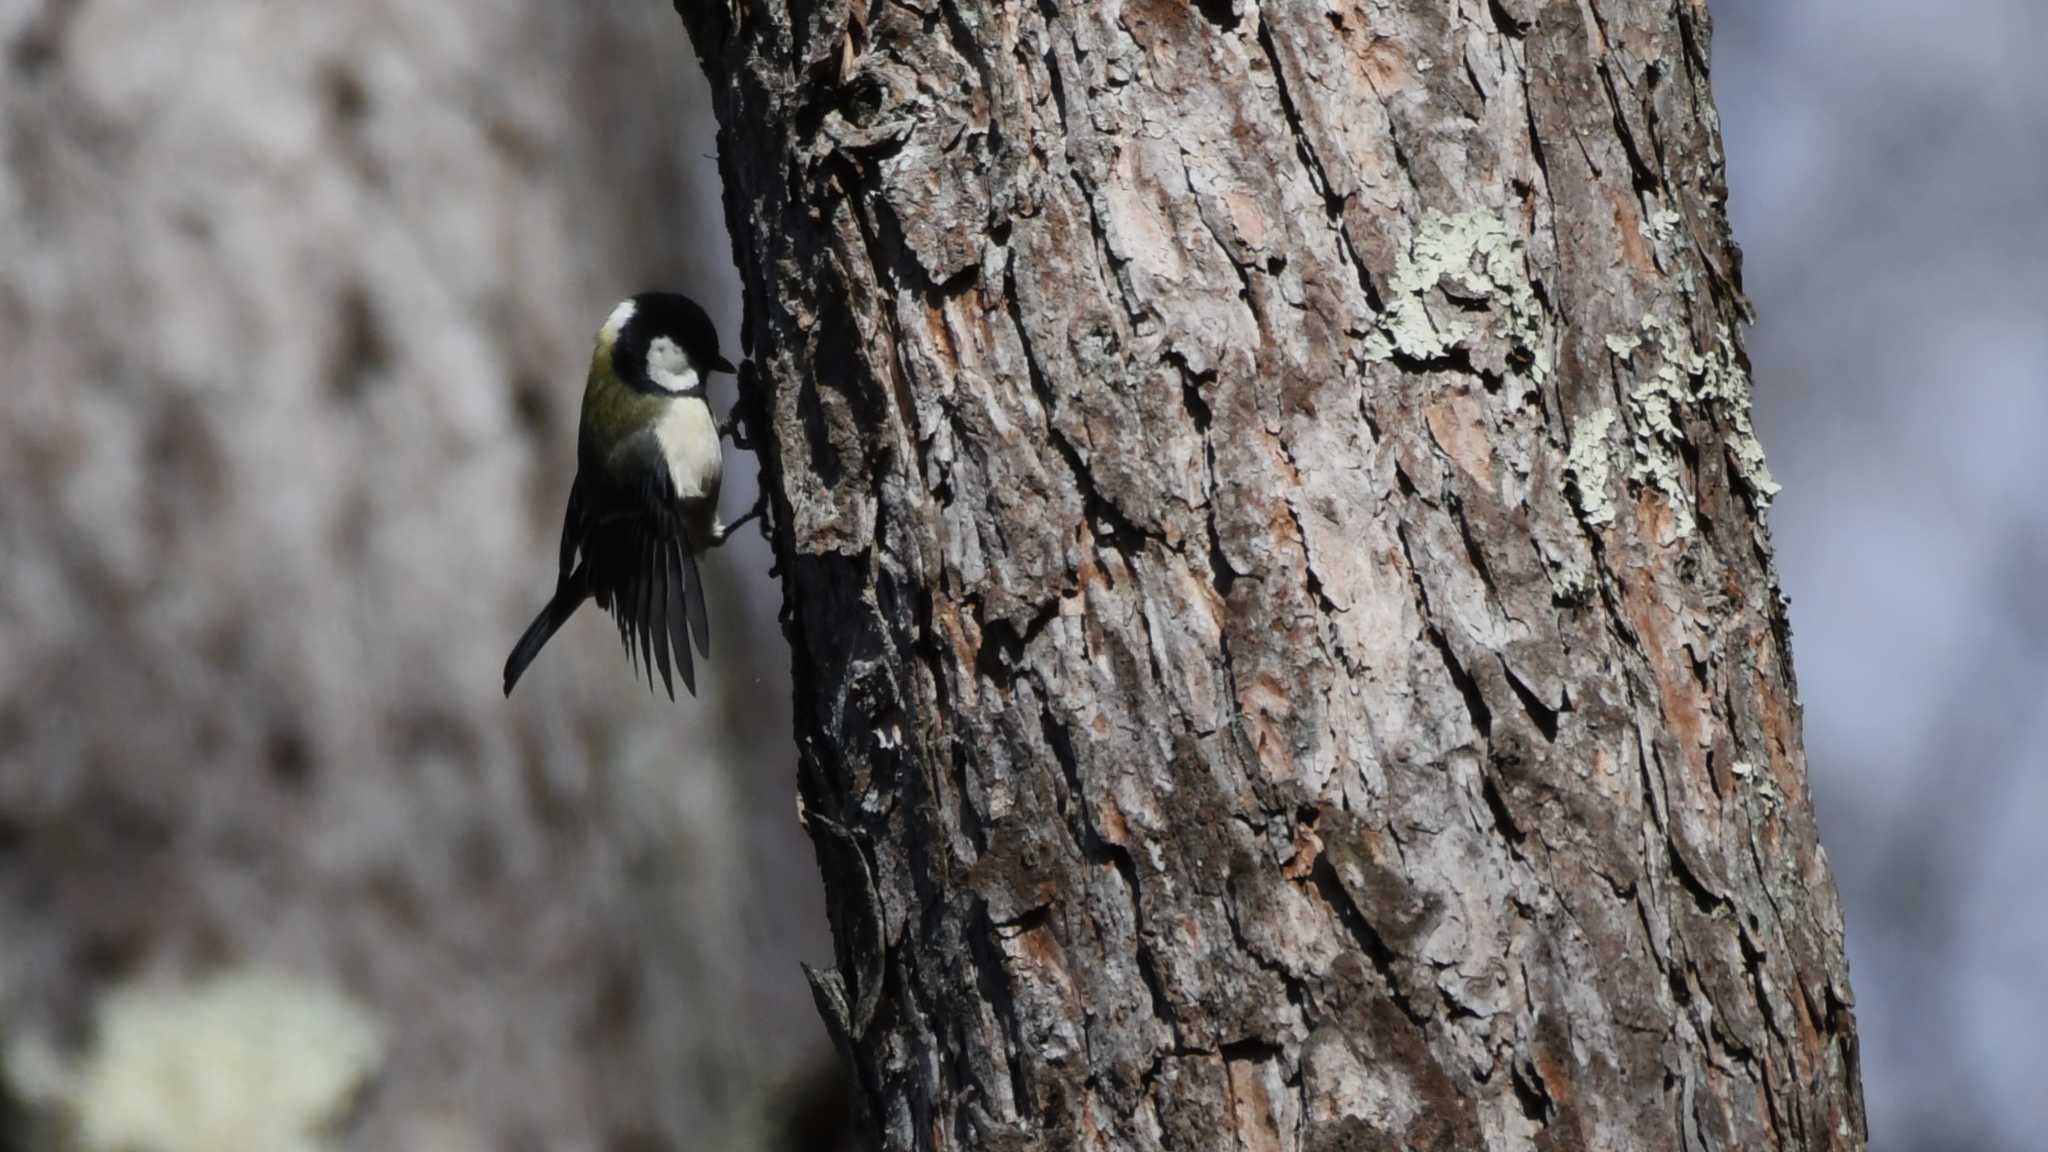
[{"x1": 503, "y1": 292, "x2": 753, "y2": 699}]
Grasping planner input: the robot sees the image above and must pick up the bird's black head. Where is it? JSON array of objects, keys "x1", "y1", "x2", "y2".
[{"x1": 612, "y1": 292, "x2": 736, "y2": 395}]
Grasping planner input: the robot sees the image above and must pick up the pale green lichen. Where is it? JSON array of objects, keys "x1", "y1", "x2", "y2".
[
  {"x1": 1564, "y1": 408, "x2": 1619, "y2": 528},
  {"x1": 1638, "y1": 203, "x2": 1703, "y2": 292},
  {"x1": 1640, "y1": 206, "x2": 1685, "y2": 260},
  {"x1": 1696, "y1": 327, "x2": 1783, "y2": 505},
  {"x1": 1585, "y1": 313, "x2": 1782, "y2": 544},
  {"x1": 1645, "y1": 316, "x2": 1782, "y2": 511},
  {"x1": 1364, "y1": 210, "x2": 1552, "y2": 384},
  {"x1": 1728, "y1": 433, "x2": 1782, "y2": 502},
  {"x1": 1626, "y1": 316, "x2": 1700, "y2": 542},
  {"x1": 67, "y1": 970, "x2": 382, "y2": 1152},
  {"x1": 1734, "y1": 761, "x2": 1785, "y2": 812}
]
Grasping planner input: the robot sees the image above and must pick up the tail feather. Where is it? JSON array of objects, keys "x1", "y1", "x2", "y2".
[
  {"x1": 503, "y1": 566, "x2": 588, "y2": 697},
  {"x1": 515, "y1": 514, "x2": 707, "y2": 700}
]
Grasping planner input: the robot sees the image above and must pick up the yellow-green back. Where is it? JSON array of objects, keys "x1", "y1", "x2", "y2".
[{"x1": 578, "y1": 329, "x2": 670, "y2": 472}]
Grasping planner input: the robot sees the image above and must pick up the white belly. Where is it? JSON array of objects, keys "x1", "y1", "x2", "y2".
[{"x1": 654, "y1": 397, "x2": 722, "y2": 501}]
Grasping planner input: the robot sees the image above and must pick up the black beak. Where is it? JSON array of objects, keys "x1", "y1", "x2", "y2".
[{"x1": 712, "y1": 354, "x2": 738, "y2": 375}]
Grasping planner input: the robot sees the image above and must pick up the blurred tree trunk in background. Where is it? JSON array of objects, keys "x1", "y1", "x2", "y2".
[
  {"x1": 0, "y1": 4, "x2": 832, "y2": 1151},
  {"x1": 679, "y1": 0, "x2": 1865, "y2": 1148}
]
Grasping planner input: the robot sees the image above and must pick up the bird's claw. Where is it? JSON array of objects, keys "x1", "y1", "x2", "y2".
[
  {"x1": 710, "y1": 492, "x2": 767, "y2": 547},
  {"x1": 718, "y1": 413, "x2": 753, "y2": 451}
]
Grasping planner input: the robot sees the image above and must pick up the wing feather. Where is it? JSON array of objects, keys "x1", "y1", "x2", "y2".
[
  {"x1": 614, "y1": 548, "x2": 635, "y2": 663},
  {"x1": 585, "y1": 436, "x2": 714, "y2": 697},
  {"x1": 636, "y1": 530, "x2": 657, "y2": 688},
  {"x1": 666, "y1": 535, "x2": 697, "y2": 696},
  {"x1": 682, "y1": 530, "x2": 709, "y2": 659},
  {"x1": 650, "y1": 528, "x2": 675, "y2": 701}
]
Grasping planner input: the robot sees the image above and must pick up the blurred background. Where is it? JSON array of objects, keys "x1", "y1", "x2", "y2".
[
  {"x1": 0, "y1": 2, "x2": 836, "y2": 1150},
  {"x1": 0, "y1": 1, "x2": 2037, "y2": 1150},
  {"x1": 1718, "y1": 2, "x2": 2048, "y2": 1148}
]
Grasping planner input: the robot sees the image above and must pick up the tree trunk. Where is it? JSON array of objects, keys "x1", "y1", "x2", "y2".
[{"x1": 677, "y1": 1, "x2": 1865, "y2": 1148}]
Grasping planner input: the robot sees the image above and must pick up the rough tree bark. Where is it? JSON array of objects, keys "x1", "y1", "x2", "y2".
[{"x1": 677, "y1": 0, "x2": 1864, "y2": 1148}]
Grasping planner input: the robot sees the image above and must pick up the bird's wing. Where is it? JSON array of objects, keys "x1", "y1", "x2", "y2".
[
  {"x1": 638, "y1": 467, "x2": 708, "y2": 683},
  {"x1": 682, "y1": 532, "x2": 709, "y2": 659},
  {"x1": 663, "y1": 533, "x2": 701, "y2": 668},
  {"x1": 555, "y1": 477, "x2": 589, "y2": 592},
  {"x1": 587, "y1": 428, "x2": 713, "y2": 697},
  {"x1": 649, "y1": 530, "x2": 674, "y2": 697},
  {"x1": 620, "y1": 427, "x2": 712, "y2": 658}
]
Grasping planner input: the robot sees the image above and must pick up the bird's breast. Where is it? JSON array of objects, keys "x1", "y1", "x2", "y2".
[{"x1": 653, "y1": 397, "x2": 722, "y2": 501}]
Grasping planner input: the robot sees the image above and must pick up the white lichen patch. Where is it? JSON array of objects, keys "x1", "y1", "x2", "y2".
[
  {"x1": 1734, "y1": 761, "x2": 1785, "y2": 812},
  {"x1": 1727, "y1": 432, "x2": 1782, "y2": 502},
  {"x1": 1581, "y1": 313, "x2": 1783, "y2": 545},
  {"x1": 1650, "y1": 317, "x2": 1782, "y2": 508},
  {"x1": 1696, "y1": 326, "x2": 1783, "y2": 506},
  {"x1": 1640, "y1": 206, "x2": 1684, "y2": 261},
  {"x1": 1364, "y1": 210, "x2": 1552, "y2": 384},
  {"x1": 1626, "y1": 320, "x2": 1699, "y2": 543},
  {"x1": 1564, "y1": 408, "x2": 1619, "y2": 528},
  {"x1": 71, "y1": 970, "x2": 383, "y2": 1152}
]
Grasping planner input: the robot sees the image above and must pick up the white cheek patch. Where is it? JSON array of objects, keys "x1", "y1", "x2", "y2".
[{"x1": 645, "y1": 335, "x2": 701, "y2": 394}]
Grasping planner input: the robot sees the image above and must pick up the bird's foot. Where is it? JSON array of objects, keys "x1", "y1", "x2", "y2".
[
  {"x1": 710, "y1": 493, "x2": 766, "y2": 546},
  {"x1": 718, "y1": 413, "x2": 753, "y2": 451}
]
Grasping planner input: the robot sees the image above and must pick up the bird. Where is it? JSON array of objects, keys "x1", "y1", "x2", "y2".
[{"x1": 503, "y1": 292, "x2": 756, "y2": 699}]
